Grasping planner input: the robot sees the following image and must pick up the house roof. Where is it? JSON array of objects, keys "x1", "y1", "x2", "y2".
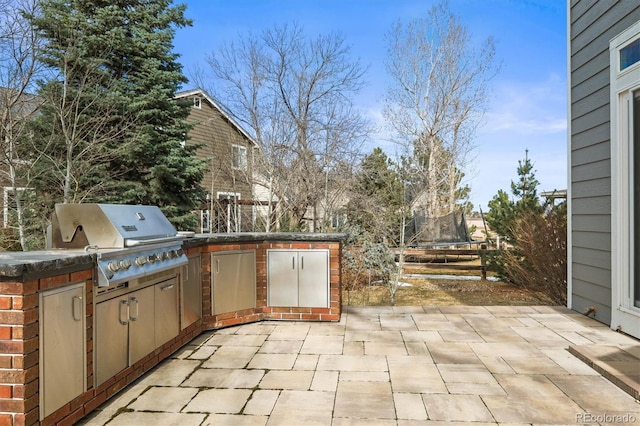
[{"x1": 175, "y1": 88, "x2": 258, "y2": 148}]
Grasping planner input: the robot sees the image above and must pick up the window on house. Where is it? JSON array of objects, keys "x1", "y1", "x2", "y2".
[
  {"x1": 232, "y1": 145, "x2": 247, "y2": 170},
  {"x1": 621, "y1": 38, "x2": 640, "y2": 71},
  {"x1": 193, "y1": 97, "x2": 201, "y2": 109}
]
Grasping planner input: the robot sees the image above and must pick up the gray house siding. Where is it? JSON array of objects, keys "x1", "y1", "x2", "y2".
[{"x1": 569, "y1": 0, "x2": 640, "y2": 325}]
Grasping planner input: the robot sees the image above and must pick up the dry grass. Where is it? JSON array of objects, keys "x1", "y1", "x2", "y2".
[{"x1": 342, "y1": 275, "x2": 552, "y2": 306}]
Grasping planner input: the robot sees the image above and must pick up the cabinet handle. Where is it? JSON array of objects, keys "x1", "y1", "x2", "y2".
[
  {"x1": 119, "y1": 299, "x2": 129, "y2": 325},
  {"x1": 216, "y1": 259, "x2": 220, "y2": 274},
  {"x1": 129, "y1": 296, "x2": 139, "y2": 321},
  {"x1": 160, "y1": 284, "x2": 175, "y2": 291},
  {"x1": 184, "y1": 264, "x2": 189, "y2": 280},
  {"x1": 292, "y1": 256, "x2": 295, "y2": 269},
  {"x1": 301, "y1": 256, "x2": 304, "y2": 270},
  {"x1": 72, "y1": 296, "x2": 83, "y2": 322}
]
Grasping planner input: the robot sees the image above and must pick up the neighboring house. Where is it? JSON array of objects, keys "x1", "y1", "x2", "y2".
[
  {"x1": 175, "y1": 89, "x2": 259, "y2": 233},
  {"x1": 568, "y1": 2, "x2": 640, "y2": 339}
]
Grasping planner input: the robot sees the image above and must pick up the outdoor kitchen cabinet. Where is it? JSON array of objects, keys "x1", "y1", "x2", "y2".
[
  {"x1": 39, "y1": 282, "x2": 86, "y2": 420},
  {"x1": 181, "y1": 253, "x2": 202, "y2": 329},
  {"x1": 267, "y1": 249, "x2": 329, "y2": 307},
  {"x1": 95, "y1": 285, "x2": 155, "y2": 386},
  {"x1": 155, "y1": 278, "x2": 179, "y2": 346},
  {"x1": 211, "y1": 250, "x2": 256, "y2": 314}
]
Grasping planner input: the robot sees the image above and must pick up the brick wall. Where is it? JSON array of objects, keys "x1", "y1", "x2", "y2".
[{"x1": 1, "y1": 237, "x2": 342, "y2": 425}]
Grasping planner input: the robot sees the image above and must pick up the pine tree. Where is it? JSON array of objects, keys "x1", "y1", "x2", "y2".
[{"x1": 29, "y1": 0, "x2": 205, "y2": 230}]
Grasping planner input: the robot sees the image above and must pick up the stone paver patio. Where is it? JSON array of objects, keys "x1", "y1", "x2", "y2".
[{"x1": 80, "y1": 306, "x2": 640, "y2": 425}]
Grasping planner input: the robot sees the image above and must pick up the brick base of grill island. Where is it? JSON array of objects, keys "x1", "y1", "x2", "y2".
[{"x1": 0, "y1": 233, "x2": 344, "y2": 426}]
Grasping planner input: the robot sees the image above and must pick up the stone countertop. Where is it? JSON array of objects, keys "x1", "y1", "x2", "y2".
[
  {"x1": 0, "y1": 233, "x2": 348, "y2": 279},
  {"x1": 0, "y1": 249, "x2": 95, "y2": 279},
  {"x1": 182, "y1": 232, "x2": 348, "y2": 248}
]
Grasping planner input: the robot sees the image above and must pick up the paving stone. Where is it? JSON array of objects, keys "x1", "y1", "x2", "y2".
[
  {"x1": 428, "y1": 342, "x2": 483, "y2": 364},
  {"x1": 259, "y1": 370, "x2": 314, "y2": 390},
  {"x1": 187, "y1": 345, "x2": 217, "y2": 360},
  {"x1": 268, "y1": 390, "x2": 334, "y2": 425},
  {"x1": 267, "y1": 324, "x2": 310, "y2": 340},
  {"x1": 345, "y1": 329, "x2": 404, "y2": 343},
  {"x1": 136, "y1": 359, "x2": 201, "y2": 387},
  {"x1": 423, "y1": 394, "x2": 494, "y2": 422},
  {"x1": 339, "y1": 371, "x2": 390, "y2": 382},
  {"x1": 106, "y1": 412, "x2": 207, "y2": 426},
  {"x1": 481, "y1": 395, "x2": 582, "y2": 424},
  {"x1": 401, "y1": 330, "x2": 443, "y2": 343},
  {"x1": 202, "y1": 346, "x2": 259, "y2": 369},
  {"x1": 469, "y1": 341, "x2": 544, "y2": 358},
  {"x1": 184, "y1": 368, "x2": 264, "y2": 389},
  {"x1": 128, "y1": 386, "x2": 198, "y2": 412},
  {"x1": 311, "y1": 370, "x2": 339, "y2": 391},
  {"x1": 334, "y1": 381, "x2": 395, "y2": 419},
  {"x1": 364, "y1": 341, "x2": 408, "y2": 356},
  {"x1": 388, "y1": 356, "x2": 447, "y2": 393},
  {"x1": 317, "y1": 354, "x2": 388, "y2": 372},
  {"x1": 258, "y1": 339, "x2": 303, "y2": 354},
  {"x1": 293, "y1": 353, "x2": 319, "y2": 370},
  {"x1": 342, "y1": 341, "x2": 364, "y2": 355},
  {"x1": 379, "y1": 314, "x2": 417, "y2": 330},
  {"x1": 445, "y1": 381, "x2": 506, "y2": 395},
  {"x1": 247, "y1": 353, "x2": 298, "y2": 370},
  {"x1": 502, "y1": 356, "x2": 567, "y2": 375},
  {"x1": 394, "y1": 392, "x2": 427, "y2": 420},
  {"x1": 540, "y1": 348, "x2": 601, "y2": 375},
  {"x1": 404, "y1": 341, "x2": 432, "y2": 356},
  {"x1": 184, "y1": 388, "x2": 252, "y2": 414},
  {"x1": 242, "y1": 389, "x2": 279, "y2": 416},
  {"x1": 206, "y1": 333, "x2": 268, "y2": 346},
  {"x1": 437, "y1": 364, "x2": 496, "y2": 384},
  {"x1": 203, "y1": 414, "x2": 268, "y2": 425},
  {"x1": 300, "y1": 334, "x2": 344, "y2": 354},
  {"x1": 438, "y1": 329, "x2": 484, "y2": 343}
]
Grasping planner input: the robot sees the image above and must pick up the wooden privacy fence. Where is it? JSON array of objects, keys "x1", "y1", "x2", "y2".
[{"x1": 395, "y1": 247, "x2": 495, "y2": 280}]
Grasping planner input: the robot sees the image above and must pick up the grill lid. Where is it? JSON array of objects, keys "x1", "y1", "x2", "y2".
[{"x1": 52, "y1": 203, "x2": 184, "y2": 249}]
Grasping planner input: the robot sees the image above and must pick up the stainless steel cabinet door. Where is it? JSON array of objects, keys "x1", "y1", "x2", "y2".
[
  {"x1": 298, "y1": 250, "x2": 329, "y2": 307},
  {"x1": 181, "y1": 254, "x2": 202, "y2": 329},
  {"x1": 155, "y1": 277, "x2": 179, "y2": 347},
  {"x1": 40, "y1": 282, "x2": 86, "y2": 419},
  {"x1": 267, "y1": 249, "x2": 329, "y2": 307},
  {"x1": 128, "y1": 285, "x2": 156, "y2": 365},
  {"x1": 212, "y1": 251, "x2": 256, "y2": 314},
  {"x1": 95, "y1": 295, "x2": 129, "y2": 386},
  {"x1": 267, "y1": 250, "x2": 298, "y2": 307}
]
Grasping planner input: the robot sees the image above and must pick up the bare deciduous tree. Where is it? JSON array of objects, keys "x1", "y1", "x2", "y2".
[
  {"x1": 0, "y1": 0, "x2": 43, "y2": 250},
  {"x1": 384, "y1": 1, "x2": 497, "y2": 225},
  {"x1": 205, "y1": 23, "x2": 368, "y2": 231}
]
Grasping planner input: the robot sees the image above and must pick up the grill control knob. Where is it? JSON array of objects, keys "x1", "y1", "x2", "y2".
[
  {"x1": 147, "y1": 254, "x2": 158, "y2": 264},
  {"x1": 176, "y1": 248, "x2": 185, "y2": 257},
  {"x1": 134, "y1": 256, "x2": 147, "y2": 266},
  {"x1": 120, "y1": 259, "x2": 132, "y2": 269},
  {"x1": 107, "y1": 262, "x2": 120, "y2": 273},
  {"x1": 167, "y1": 250, "x2": 177, "y2": 259}
]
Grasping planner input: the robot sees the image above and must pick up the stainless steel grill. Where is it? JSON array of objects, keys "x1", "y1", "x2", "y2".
[{"x1": 51, "y1": 203, "x2": 188, "y2": 287}]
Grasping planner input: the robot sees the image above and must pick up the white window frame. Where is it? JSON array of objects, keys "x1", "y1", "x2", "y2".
[
  {"x1": 232, "y1": 144, "x2": 248, "y2": 171},
  {"x1": 610, "y1": 19, "x2": 640, "y2": 338},
  {"x1": 193, "y1": 96, "x2": 202, "y2": 109}
]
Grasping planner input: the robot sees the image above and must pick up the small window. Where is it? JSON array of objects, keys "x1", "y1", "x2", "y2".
[
  {"x1": 193, "y1": 97, "x2": 201, "y2": 109},
  {"x1": 621, "y1": 38, "x2": 640, "y2": 71},
  {"x1": 232, "y1": 145, "x2": 247, "y2": 170}
]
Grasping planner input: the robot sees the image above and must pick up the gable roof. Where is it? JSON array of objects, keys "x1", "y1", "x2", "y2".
[{"x1": 175, "y1": 88, "x2": 258, "y2": 148}]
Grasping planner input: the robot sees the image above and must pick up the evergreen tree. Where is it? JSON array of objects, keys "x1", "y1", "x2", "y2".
[
  {"x1": 29, "y1": 0, "x2": 205, "y2": 230},
  {"x1": 346, "y1": 148, "x2": 404, "y2": 243},
  {"x1": 486, "y1": 149, "x2": 542, "y2": 242}
]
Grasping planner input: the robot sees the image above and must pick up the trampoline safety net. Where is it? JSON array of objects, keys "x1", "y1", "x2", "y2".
[{"x1": 407, "y1": 210, "x2": 470, "y2": 245}]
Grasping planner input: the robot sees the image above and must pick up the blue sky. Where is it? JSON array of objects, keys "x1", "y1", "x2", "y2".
[{"x1": 173, "y1": 0, "x2": 567, "y2": 212}]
